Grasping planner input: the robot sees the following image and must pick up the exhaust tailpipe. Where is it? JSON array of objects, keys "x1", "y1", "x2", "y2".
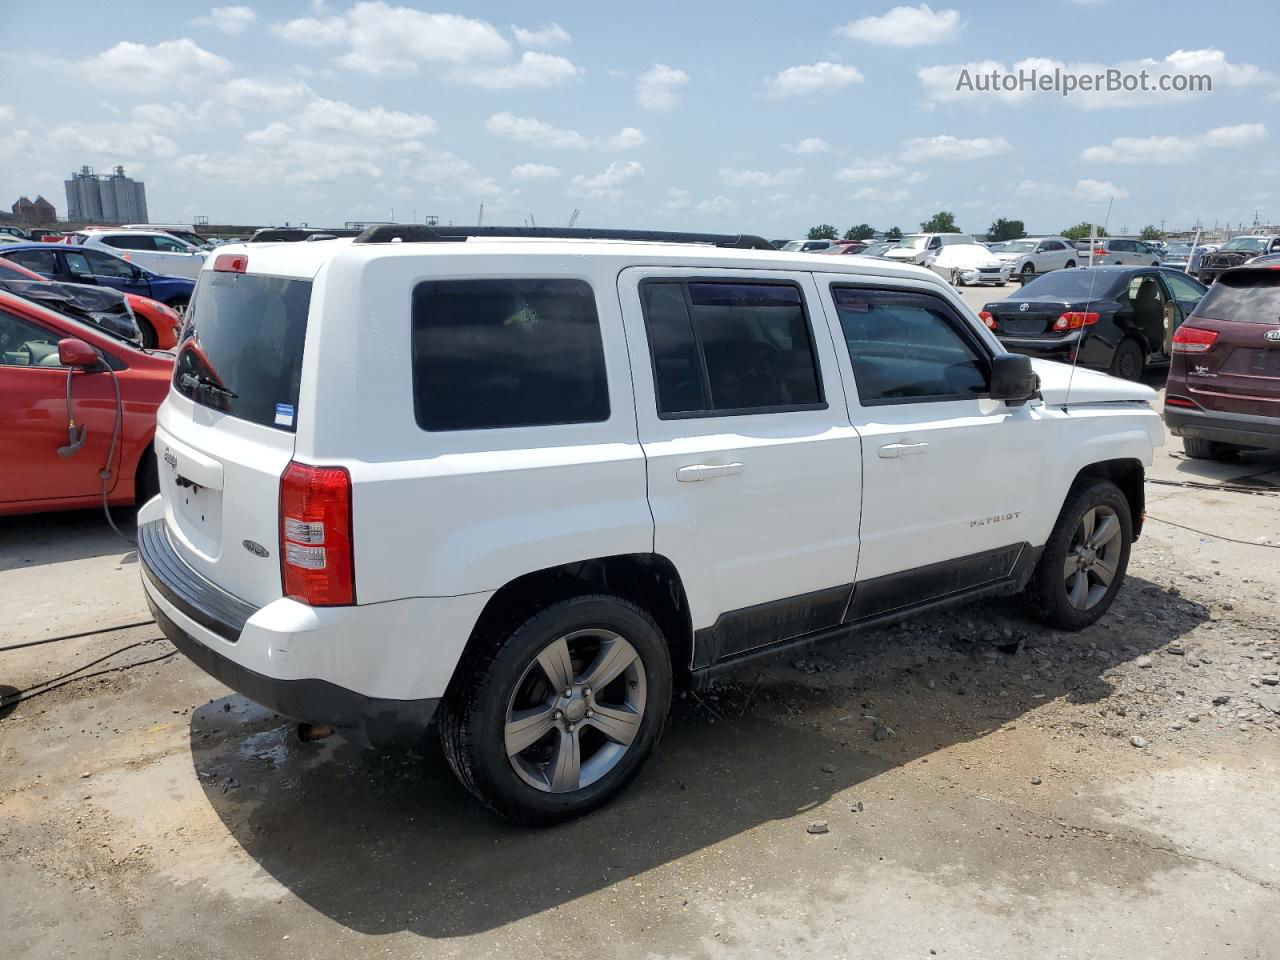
[{"x1": 297, "y1": 722, "x2": 335, "y2": 743}]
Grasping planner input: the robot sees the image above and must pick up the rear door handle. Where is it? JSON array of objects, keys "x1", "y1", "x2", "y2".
[
  {"x1": 676, "y1": 462, "x2": 744, "y2": 482},
  {"x1": 878, "y1": 442, "x2": 929, "y2": 459}
]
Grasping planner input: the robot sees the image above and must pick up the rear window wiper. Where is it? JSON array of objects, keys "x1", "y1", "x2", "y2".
[{"x1": 179, "y1": 372, "x2": 238, "y2": 399}]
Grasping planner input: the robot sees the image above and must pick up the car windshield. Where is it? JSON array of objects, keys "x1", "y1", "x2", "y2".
[
  {"x1": 897, "y1": 235, "x2": 928, "y2": 249},
  {"x1": 1221, "y1": 237, "x2": 1268, "y2": 252},
  {"x1": 1018, "y1": 270, "x2": 1125, "y2": 300},
  {"x1": 780, "y1": 241, "x2": 806, "y2": 251},
  {"x1": 1166, "y1": 244, "x2": 1192, "y2": 255},
  {"x1": 1002, "y1": 240, "x2": 1037, "y2": 253}
]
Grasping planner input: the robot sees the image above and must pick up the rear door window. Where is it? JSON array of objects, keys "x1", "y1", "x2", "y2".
[
  {"x1": 174, "y1": 272, "x2": 312, "y2": 431},
  {"x1": 9, "y1": 249, "x2": 58, "y2": 274},
  {"x1": 831, "y1": 286, "x2": 991, "y2": 405},
  {"x1": 103, "y1": 234, "x2": 153, "y2": 250},
  {"x1": 410, "y1": 278, "x2": 608, "y2": 431},
  {"x1": 640, "y1": 279, "x2": 825, "y2": 417},
  {"x1": 1195, "y1": 271, "x2": 1280, "y2": 322}
]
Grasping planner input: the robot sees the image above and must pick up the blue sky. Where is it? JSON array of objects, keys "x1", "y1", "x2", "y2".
[{"x1": 2, "y1": 1, "x2": 1277, "y2": 237}]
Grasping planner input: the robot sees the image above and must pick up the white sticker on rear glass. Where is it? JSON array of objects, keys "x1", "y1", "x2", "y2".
[{"x1": 274, "y1": 403, "x2": 295, "y2": 427}]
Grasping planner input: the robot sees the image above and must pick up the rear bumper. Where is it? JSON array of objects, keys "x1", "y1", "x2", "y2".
[
  {"x1": 1164, "y1": 405, "x2": 1280, "y2": 450},
  {"x1": 138, "y1": 519, "x2": 469, "y2": 747}
]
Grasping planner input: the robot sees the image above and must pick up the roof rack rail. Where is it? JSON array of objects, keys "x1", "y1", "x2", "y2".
[
  {"x1": 351, "y1": 224, "x2": 775, "y2": 250},
  {"x1": 249, "y1": 227, "x2": 363, "y2": 243}
]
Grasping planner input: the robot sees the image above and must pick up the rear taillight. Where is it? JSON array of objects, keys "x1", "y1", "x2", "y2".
[
  {"x1": 214, "y1": 253, "x2": 247, "y2": 273},
  {"x1": 978, "y1": 310, "x2": 996, "y2": 330},
  {"x1": 1092, "y1": 247, "x2": 1107, "y2": 256},
  {"x1": 1053, "y1": 311, "x2": 1100, "y2": 330},
  {"x1": 1165, "y1": 395, "x2": 1197, "y2": 408},
  {"x1": 1171, "y1": 325, "x2": 1218, "y2": 353},
  {"x1": 279, "y1": 462, "x2": 355, "y2": 606}
]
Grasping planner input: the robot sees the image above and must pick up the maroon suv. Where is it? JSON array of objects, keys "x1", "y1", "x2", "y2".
[{"x1": 1164, "y1": 266, "x2": 1280, "y2": 460}]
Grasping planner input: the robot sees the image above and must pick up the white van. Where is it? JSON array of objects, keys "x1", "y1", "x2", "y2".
[{"x1": 139, "y1": 226, "x2": 1162, "y2": 824}]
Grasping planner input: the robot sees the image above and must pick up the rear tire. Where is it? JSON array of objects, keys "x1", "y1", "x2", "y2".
[
  {"x1": 438, "y1": 594, "x2": 673, "y2": 826},
  {"x1": 1109, "y1": 338, "x2": 1144, "y2": 380},
  {"x1": 137, "y1": 318, "x2": 158, "y2": 349},
  {"x1": 1028, "y1": 480, "x2": 1132, "y2": 631},
  {"x1": 1183, "y1": 437, "x2": 1242, "y2": 461},
  {"x1": 1065, "y1": 260, "x2": 1076, "y2": 269}
]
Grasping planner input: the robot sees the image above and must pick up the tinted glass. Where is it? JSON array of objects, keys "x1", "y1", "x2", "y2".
[
  {"x1": 152, "y1": 236, "x2": 189, "y2": 252},
  {"x1": 685, "y1": 282, "x2": 822, "y2": 412},
  {"x1": 1163, "y1": 272, "x2": 1207, "y2": 303},
  {"x1": 0, "y1": 309, "x2": 62, "y2": 367},
  {"x1": 1018, "y1": 270, "x2": 1125, "y2": 300},
  {"x1": 10, "y1": 249, "x2": 57, "y2": 274},
  {"x1": 411, "y1": 278, "x2": 608, "y2": 431},
  {"x1": 642, "y1": 283, "x2": 708, "y2": 414},
  {"x1": 85, "y1": 250, "x2": 136, "y2": 278},
  {"x1": 103, "y1": 235, "x2": 152, "y2": 250},
  {"x1": 175, "y1": 272, "x2": 312, "y2": 431},
  {"x1": 1195, "y1": 271, "x2": 1280, "y2": 323},
  {"x1": 63, "y1": 251, "x2": 94, "y2": 279},
  {"x1": 832, "y1": 287, "x2": 989, "y2": 404}
]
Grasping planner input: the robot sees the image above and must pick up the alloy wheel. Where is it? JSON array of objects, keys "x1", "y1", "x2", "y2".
[
  {"x1": 1063, "y1": 505, "x2": 1123, "y2": 610},
  {"x1": 504, "y1": 629, "x2": 647, "y2": 793}
]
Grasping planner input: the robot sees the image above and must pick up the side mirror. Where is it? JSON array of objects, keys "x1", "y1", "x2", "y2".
[
  {"x1": 58, "y1": 338, "x2": 101, "y2": 369},
  {"x1": 990, "y1": 353, "x2": 1039, "y2": 406}
]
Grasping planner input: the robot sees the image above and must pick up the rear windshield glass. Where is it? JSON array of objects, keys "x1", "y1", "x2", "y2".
[
  {"x1": 1195, "y1": 271, "x2": 1280, "y2": 323},
  {"x1": 174, "y1": 272, "x2": 311, "y2": 431},
  {"x1": 1018, "y1": 270, "x2": 1124, "y2": 300}
]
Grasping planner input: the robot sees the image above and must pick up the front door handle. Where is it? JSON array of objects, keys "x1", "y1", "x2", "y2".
[
  {"x1": 676, "y1": 462, "x2": 744, "y2": 482},
  {"x1": 878, "y1": 442, "x2": 929, "y2": 459}
]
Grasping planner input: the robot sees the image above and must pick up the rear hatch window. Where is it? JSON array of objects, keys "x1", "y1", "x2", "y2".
[
  {"x1": 1195, "y1": 270, "x2": 1280, "y2": 322},
  {"x1": 175, "y1": 271, "x2": 311, "y2": 430}
]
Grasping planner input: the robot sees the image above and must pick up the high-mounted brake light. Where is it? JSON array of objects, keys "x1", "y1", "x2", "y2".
[
  {"x1": 978, "y1": 310, "x2": 997, "y2": 330},
  {"x1": 1053, "y1": 311, "x2": 1100, "y2": 331},
  {"x1": 279, "y1": 462, "x2": 355, "y2": 606},
  {"x1": 1171, "y1": 325, "x2": 1217, "y2": 353},
  {"x1": 214, "y1": 253, "x2": 248, "y2": 273}
]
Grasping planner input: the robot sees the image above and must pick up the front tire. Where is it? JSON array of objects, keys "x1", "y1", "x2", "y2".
[
  {"x1": 1028, "y1": 480, "x2": 1132, "y2": 631},
  {"x1": 1065, "y1": 259, "x2": 1076, "y2": 269},
  {"x1": 137, "y1": 318, "x2": 158, "y2": 349},
  {"x1": 1021, "y1": 264, "x2": 1035, "y2": 281},
  {"x1": 439, "y1": 594, "x2": 673, "y2": 826}
]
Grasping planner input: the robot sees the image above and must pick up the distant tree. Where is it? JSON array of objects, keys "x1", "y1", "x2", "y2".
[
  {"x1": 987, "y1": 218, "x2": 1025, "y2": 242},
  {"x1": 1139, "y1": 224, "x2": 1162, "y2": 241},
  {"x1": 920, "y1": 211, "x2": 958, "y2": 233},
  {"x1": 886, "y1": 226, "x2": 903, "y2": 240},
  {"x1": 807, "y1": 224, "x2": 839, "y2": 240},
  {"x1": 843, "y1": 223, "x2": 876, "y2": 241},
  {"x1": 1061, "y1": 221, "x2": 1108, "y2": 241}
]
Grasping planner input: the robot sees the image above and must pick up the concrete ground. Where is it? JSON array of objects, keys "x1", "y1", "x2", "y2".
[{"x1": 3, "y1": 289, "x2": 1280, "y2": 958}]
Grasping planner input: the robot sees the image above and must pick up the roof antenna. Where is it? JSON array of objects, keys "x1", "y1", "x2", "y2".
[{"x1": 1063, "y1": 197, "x2": 1114, "y2": 410}]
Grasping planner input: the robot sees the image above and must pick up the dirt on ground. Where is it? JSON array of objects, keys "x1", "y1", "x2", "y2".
[{"x1": 3, "y1": 430, "x2": 1279, "y2": 959}]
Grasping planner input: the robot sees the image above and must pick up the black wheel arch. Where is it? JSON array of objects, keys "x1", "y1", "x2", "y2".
[
  {"x1": 451, "y1": 554, "x2": 695, "y2": 700},
  {"x1": 1069, "y1": 459, "x2": 1144, "y2": 539}
]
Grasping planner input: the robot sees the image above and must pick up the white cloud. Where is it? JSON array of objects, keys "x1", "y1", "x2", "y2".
[
  {"x1": 919, "y1": 49, "x2": 1275, "y2": 109},
  {"x1": 405, "y1": 150, "x2": 501, "y2": 195},
  {"x1": 486, "y1": 112, "x2": 590, "y2": 149},
  {"x1": 851, "y1": 186, "x2": 911, "y2": 204},
  {"x1": 694, "y1": 196, "x2": 734, "y2": 214},
  {"x1": 663, "y1": 188, "x2": 691, "y2": 212},
  {"x1": 836, "y1": 160, "x2": 905, "y2": 181},
  {"x1": 605, "y1": 127, "x2": 648, "y2": 151},
  {"x1": 296, "y1": 98, "x2": 438, "y2": 138},
  {"x1": 130, "y1": 100, "x2": 226, "y2": 130},
  {"x1": 194, "y1": 5, "x2": 257, "y2": 35},
  {"x1": 1080, "y1": 123, "x2": 1267, "y2": 164},
  {"x1": 273, "y1": 2, "x2": 510, "y2": 75},
  {"x1": 766, "y1": 62, "x2": 863, "y2": 98},
  {"x1": 0, "y1": 104, "x2": 14, "y2": 123},
  {"x1": 220, "y1": 78, "x2": 314, "y2": 110},
  {"x1": 454, "y1": 51, "x2": 581, "y2": 89},
  {"x1": 837, "y1": 5, "x2": 962, "y2": 47},
  {"x1": 49, "y1": 123, "x2": 180, "y2": 161},
  {"x1": 511, "y1": 163, "x2": 561, "y2": 179},
  {"x1": 1074, "y1": 178, "x2": 1129, "y2": 202},
  {"x1": 636, "y1": 64, "x2": 689, "y2": 111},
  {"x1": 719, "y1": 168, "x2": 803, "y2": 188},
  {"x1": 785, "y1": 137, "x2": 830, "y2": 155},
  {"x1": 1013, "y1": 179, "x2": 1057, "y2": 196},
  {"x1": 902, "y1": 134, "x2": 1010, "y2": 160},
  {"x1": 512, "y1": 23, "x2": 570, "y2": 48},
  {"x1": 571, "y1": 160, "x2": 644, "y2": 199},
  {"x1": 81, "y1": 39, "x2": 231, "y2": 91}
]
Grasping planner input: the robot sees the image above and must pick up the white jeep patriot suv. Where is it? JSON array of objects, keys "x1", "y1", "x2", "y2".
[{"x1": 139, "y1": 225, "x2": 1162, "y2": 824}]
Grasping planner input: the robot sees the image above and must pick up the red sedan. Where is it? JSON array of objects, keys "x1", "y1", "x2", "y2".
[
  {"x1": 0, "y1": 255, "x2": 182, "y2": 349},
  {"x1": 0, "y1": 289, "x2": 172, "y2": 516}
]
